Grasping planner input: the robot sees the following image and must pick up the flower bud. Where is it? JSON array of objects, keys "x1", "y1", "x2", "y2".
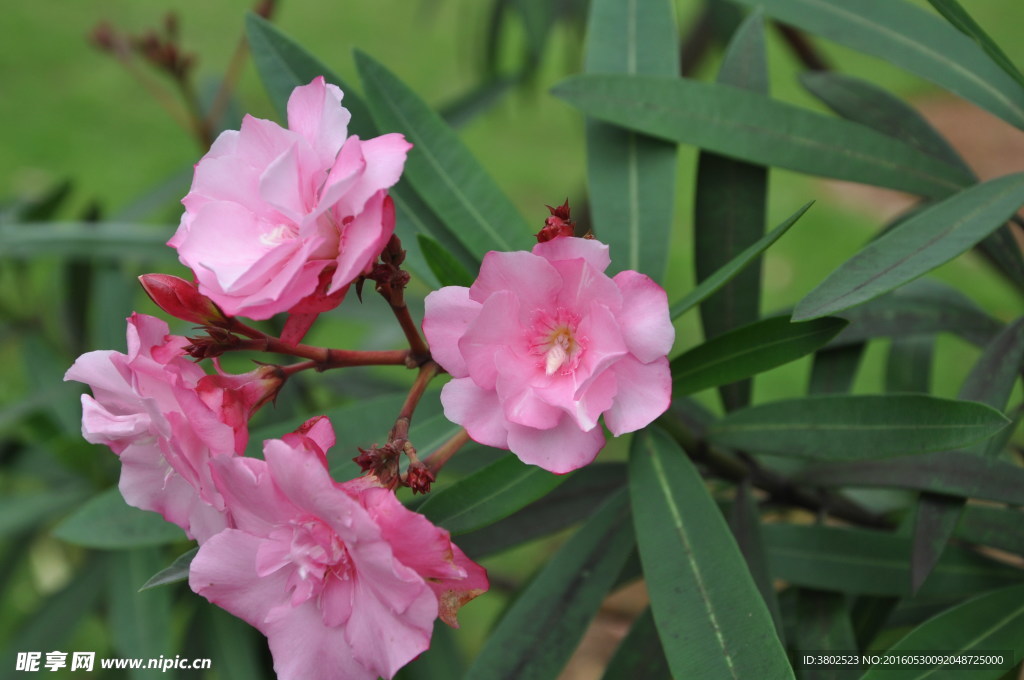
[{"x1": 139, "y1": 274, "x2": 228, "y2": 326}]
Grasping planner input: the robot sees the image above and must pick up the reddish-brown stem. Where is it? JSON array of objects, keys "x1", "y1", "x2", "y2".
[
  {"x1": 423, "y1": 428, "x2": 472, "y2": 475},
  {"x1": 389, "y1": 361, "x2": 441, "y2": 444},
  {"x1": 383, "y1": 289, "x2": 430, "y2": 363},
  {"x1": 234, "y1": 338, "x2": 411, "y2": 368}
]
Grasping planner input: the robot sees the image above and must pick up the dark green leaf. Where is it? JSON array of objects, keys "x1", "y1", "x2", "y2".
[
  {"x1": 355, "y1": 51, "x2": 531, "y2": 260},
  {"x1": 807, "y1": 343, "x2": 866, "y2": 395},
  {"x1": 794, "y1": 173, "x2": 1024, "y2": 320},
  {"x1": 416, "y1": 233, "x2": 474, "y2": 288},
  {"x1": 795, "y1": 590, "x2": 861, "y2": 679},
  {"x1": 601, "y1": 608, "x2": 671, "y2": 680},
  {"x1": 827, "y1": 279, "x2": 1002, "y2": 348},
  {"x1": 956, "y1": 505, "x2": 1024, "y2": 556},
  {"x1": 204, "y1": 605, "x2": 271, "y2": 680},
  {"x1": 859, "y1": 584, "x2": 1024, "y2": 680},
  {"x1": 465, "y1": 490, "x2": 635, "y2": 680},
  {"x1": 885, "y1": 336, "x2": 934, "y2": 393},
  {"x1": 0, "y1": 222, "x2": 171, "y2": 260},
  {"x1": 0, "y1": 487, "x2": 89, "y2": 537},
  {"x1": 695, "y1": 11, "x2": 769, "y2": 411},
  {"x1": 672, "y1": 316, "x2": 847, "y2": 396},
  {"x1": 795, "y1": 451, "x2": 1024, "y2": 505},
  {"x1": 729, "y1": 479, "x2": 785, "y2": 644},
  {"x1": 762, "y1": 524, "x2": 1023, "y2": 598},
  {"x1": 551, "y1": 75, "x2": 972, "y2": 198},
  {"x1": 911, "y1": 317, "x2": 1024, "y2": 591},
  {"x1": 708, "y1": 395, "x2": 1009, "y2": 460},
  {"x1": 139, "y1": 547, "x2": 199, "y2": 591},
  {"x1": 418, "y1": 454, "x2": 567, "y2": 535},
  {"x1": 456, "y1": 463, "x2": 627, "y2": 559},
  {"x1": 108, "y1": 548, "x2": 173, "y2": 669},
  {"x1": 629, "y1": 428, "x2": 794, "y2": 679},
  {"x1": 584, "y1": 0, "x2": 677, "y2": 281},
  {"x1": 927, "y1": 0, "x2": 1024, "y2": 87},
  {"x1": 53, "y1": 487, "x2": 186, "y2": 549},
  {"x1": 671, "y1": 202, "x2": 812, "y2": 319},
  {"x1": 731, "y1": 0, "x2": 1024, "y2": 130}
]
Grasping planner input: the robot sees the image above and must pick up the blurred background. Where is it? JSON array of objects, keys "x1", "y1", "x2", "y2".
[{"x1": 3, "y1": 0, "x2": 1024, "y2": 677}]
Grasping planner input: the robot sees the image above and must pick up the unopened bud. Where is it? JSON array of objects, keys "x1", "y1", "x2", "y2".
[
  {"x1": 139, "y1": 274, "x2": 228, "y2": 326},
  {"x1": 536, "y1": 199, "x2": 575, "y2": 242}
]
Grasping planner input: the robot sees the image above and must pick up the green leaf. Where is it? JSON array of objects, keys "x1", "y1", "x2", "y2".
[
  {"x1": 0, "y1": 487, "x2": 89, "y2": 537},
  {"x1": 418, "y1": 454, "x2": 567, "y2": 535},
  {"x1": 859, "y1": 584, "x2": 1024, "y2": 680},
  {"x1": 416, "y1": 233, "x2": 474, "y2": 288},
  {"x1": 927, "y1": 0, "x2": 1024, "y2": 88},
  {"x1": 584, "y1": 0, "x2": 677, "y2": 281},
  {"x1": 956, "y1": 505, "x2": 1024, "y2": 556},
  {"x1": 108, "y1": 548, "x2": 173, "y2": 671},
  {"x1": 694, "y1": 11, "x2": 769, "y2": 411},
  {"x1": 551, "y1": 75, "x2": 972, "y2": 199},
  {"x1": 53, "y1": 487, "x2": 186, "y2": 549},
  {"x1": 464, "y1": 489, "x2": 635, "y2": 680},
  {"x1": 671, "y1": 202, "x2": 812, "y2": 319},
  {"x1": 204, "y1": 606, "x2": 271, "y2": 680},
  {"x1": 355, "y1": 51, "x2": 531, "y2": 260},
  {"x1": 601, "y1": 608, "x2": 672, "y2": 680},
  {"x1": 828, "y1": 279, "x2": 1002, "y2": 348},
  {"x1": 794, "y1": 173, "x2": 1024, "y2": 320},
  {"x1": 709, "y1": 394, "x2": 1009, "y2": 460},
  {"x1": 0, "y1": 222, "x2": 172, "y2": 260},
  {"x1": 807, "y1": 343, "x2": 866, "y2": 395},
  {"x1": 730, "y1": 0, "x2": 1024, "y2": 130},
  {"x1": 795, "y1": 590, "x2": 861, "y2": 680},
  {"x1": 455, "y1": 463, "x2": 627, "y2": 559},
  {"x1": 671, "y1": 315, "x2": 847, "y2": 396},
  {"x1": 629, "y1": 428, "x2": 794, "y2": 680},
  {"x1": 139, "y1": 547, "x2": 199, "y2": 591},
  {"x1": 911, "y1": 317, "x2": 1024, "y2": 591},
  {"x1": 762, "y1": 524, "x2": 1023, "y2": 598},
  {"x1": 885, "y1": 336, "x2": 934, "y2": 393},
  {"x1": 728, "y1": 479, "x2": 785, "y2": 644},
  {"x1": 794, "y1": 451, "x2": 1024, "y2": 505}
]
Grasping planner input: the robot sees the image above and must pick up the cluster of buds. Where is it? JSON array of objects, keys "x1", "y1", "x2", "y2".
[
  {"x1": 353, "y1": 439, "x2": 435, "y2": 494},
  {"x1": 536, "y1": 199, "x2": 575, "y2": 242},
  {"x1": 360, "y1": 235, "x2": 411, "y2": 302},
  {"x1": 90, "y1": 13, "x2": 196, "y2": 81}
]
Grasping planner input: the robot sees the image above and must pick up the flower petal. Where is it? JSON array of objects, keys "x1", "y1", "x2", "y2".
[
  {"x1": 506, "y1": 415, "x2": 605, "y2": 473},
  {"x1": 612, "y1": 270, "x2": 675, "y2": 362},
  {"x1": 532, "y1": 236, "x2": 611, "y2": 272},
  {"x1": 440, "y1": 378, "x2": 510, "y2": 449},
  {"x1": 603, "y1": 355, "x2": 672, "y2": 436},
  {"x1": 422, "y1": 286, "x2": 480, "y2": 378}
]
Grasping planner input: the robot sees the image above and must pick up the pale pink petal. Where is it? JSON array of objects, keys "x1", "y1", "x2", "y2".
[
  {"x1": 286, "y1": 77, "x2": 350, "y2": 166},
  {"x1": 281, "y1": 415, "x2": 336, "y2": 455},
  {"x1": 459, "y1": 291, "x2": 525, "y2": 390},
  {"x1": 422, "y1": 286, "x2": 481, "y2": 378},
  {"x1": 506, "y1": 415, "x2": 606, "y2": 474},
  {"x1": 613, "y1": 270, "x2": 675, "y2": 362},
  {"x1": 440, "y1": 378, "x2": 510, "y2": 448},
  {"x1": 468, "y1": 250, "x2": 560, "y2": 309},
  {"x1": 330, "y1": 134, "x2": 412, "y2": 218},
  {"x1": 178, "y1": 202, "x2": 279, "y2": 292},
  {"x1": 603, "y1": 356, "x2": 672, "y2": 436},
  {"x1": 235, "y1": 114, "x2": 306, "y2": 171},
  {"x1": 551, "y1": 257, "x2": 622, "y2": 314},
  {"x1": 209, "y1": 456, "x2": 293, "y2": 536},
  {"x1": 494, "y1": 350, "x2": 562, "y2": 430},
  {"x1": 79, "y1": 395, "x2": 149, "y2": 450},
  {"x1": 258, "y1": 143, "x2": 311, "y2": 224},
  {"x1": 532, "y1": 236, "x2": 611, "y2": 272},
  {"x1": 330, "y1": 192, "x2": 395, "y2": 292},
  {"x1": 190, "y1": 529, "x2": 287, "y2": 626},
  {"x1": 262, "y1": 601, "x2": 371, "y2": 680},
  {"x1": 572, "y1": 301, "x2": 629, "y2": 393},
  {"x1": 313, "y1": 135, "x2": 366, "y2": 224}
]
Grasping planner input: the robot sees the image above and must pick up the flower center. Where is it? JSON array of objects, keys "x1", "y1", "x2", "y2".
[
  {"x1": 543, "y1": 327, "x2": 577, "y2": 375},
  {"x1": 259, "y1": 223, "x2": 298, "y2": 247},
  {"x1": 259, "y1": 518, "x2": 354, "y2": 605}
]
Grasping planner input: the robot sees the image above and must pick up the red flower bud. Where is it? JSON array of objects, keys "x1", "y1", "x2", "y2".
[
  {"x1": 139, "y1": 274, "x2": 228, "y2": 326},
  {"x1": 536, "y1": 199, "x2": 575, "y2": 242}
]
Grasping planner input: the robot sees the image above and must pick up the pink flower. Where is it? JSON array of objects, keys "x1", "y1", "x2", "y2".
[
  {"x1": 189, "y1": 417, "x2": 487, "y2": 680},
  {"x1": 169, "y1": 76, "x2": 411, "y2": 332},
  {"x1": 64, "y1": 313, "x2": 281, "y2": 541},
  {"x1": 422, "y1": 237, "x2": 674, "y2": 473}
]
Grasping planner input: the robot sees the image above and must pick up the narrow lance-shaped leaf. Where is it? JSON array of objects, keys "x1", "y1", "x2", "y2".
[
  {"x1": 671, "y1": 202, "x2": 812, "y2": 319},
  {"x1": 671, "y1": 316, "x2": 847, "y2": 396},
  {"x1": 551, "y1": 75, "x2": 973, "y2": 199},
  {"x1": 910, "y1": 317, "x2": 1024, "y2": 592},
  {"x1": 807, "y1": 343, "x2": 865, "y2": 395},
  {"x1": 827, "y1": 279, "x2": 1002, "y2": 349},
  {"x1": 601, "y1": 608, "x2": 672, "y2": 680},
  {"x1": 794, "y1": 172, "x2": 1024, "y2": 320},
  {"x1": 927, "y1": 0, "x2": 1024, "y2": 88},
  {"x1": 629, "y1": 428, "x2": 794, "y2": 679},
  {"x1": 584, "y1": 0, "x2": 678, "y2": 281},
  {"x1": 885, "y1": 336, "x2": 934, "y2": 394},
  {"x1": 730, "y1": 0, "x2": 1024, "y2": 131},
  {"x1": 708, "y1": 394, "x2": 1009, "y2": 461},
  {"x1": 956, "y1": 505, "x2": 1024, "y2": 556},
  {"x1": 795, "y1": 450, "x2": 1024, "y2": 506},
  {"x1": 464, "y1": 490, "x2": 635, "y2": 680},
  {"x1": 53, "y1": 487, "x2": 187, "y2": 549},
  {"x1": 355, "y1": 50, "x2": 531, "y2": 260},
  {"x1": 139, "y1": 547, "x2": 199, "y2": 591},
  {"x1": 795, "y1": 589, "x2": 861, "y2": 680},
  {"x1": 728, "y1": 478, "x2": 785, "y2": 644},
  {"x1": 108, "y1": 548, "x2": 174, "y2": 671},
  {"x1": 416, "y1": 233, "x2": 474, "y2": 288},
  {"x1": 859, "y1": 584, "x2": 1024, "y2": 680},
  {"x1": 417, "y1": 454, "x2": 568, "y2": 535},
  {"x1": 695, "y1": 10, "x2": 769, "y2": 412}
]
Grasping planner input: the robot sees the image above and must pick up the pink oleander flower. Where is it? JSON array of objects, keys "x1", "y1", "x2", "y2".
[
  {"x1": 422, "y1": 237, "x2": 674, "y2": 473},
  {"x1": 189, "y1": 417, "x2": 487, "y2": 680},
  {"x1": 64, "y1": 313, "x2": 282, "y2": 542},
  {"x1": 169, "y1": 76, "x2": 411, "y2": 337}
]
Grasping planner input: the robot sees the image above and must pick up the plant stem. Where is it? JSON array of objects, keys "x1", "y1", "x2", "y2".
[{"x1": 389, "y1": 361, "x2": 441, "y2": 444}]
